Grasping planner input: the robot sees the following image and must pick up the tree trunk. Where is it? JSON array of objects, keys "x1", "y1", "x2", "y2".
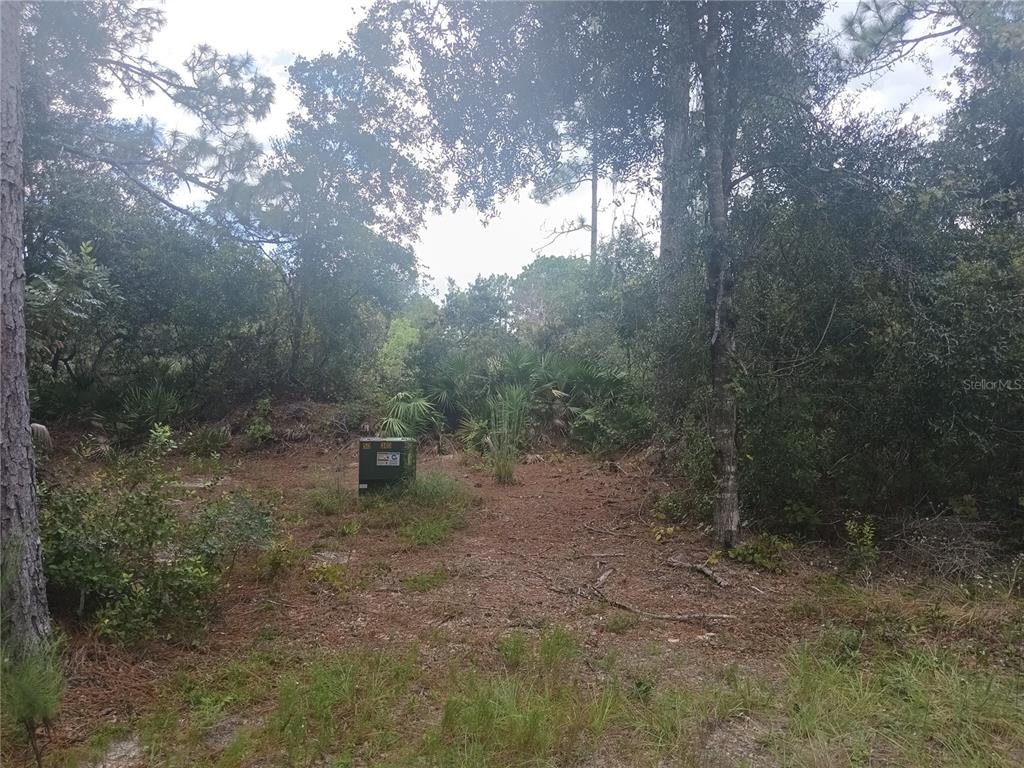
[
  {"x1": 689, "y1": 1, "x2": 740, "y2": 547},
  {"x1": 1, "y1": 0, "x2": 52, "y2": 655},
  {"x1": 656, "y1": 4, "x2": 692, "y2": 420},
  {"x1": 589, "y1": 146, "x2": 599, "y2": 263}
]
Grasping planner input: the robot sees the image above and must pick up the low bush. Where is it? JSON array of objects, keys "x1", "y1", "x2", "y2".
[
  {"x1": 40, "y1": 426, "x2": 274, "y2": 642},
  {"x1": 728, "y1": 534, "x2": 793, "y2": 573},
  {"x1": 244, "y1": 397, "x2": 274, "y2": 448},
  {"x1": 182, "y1": 425, "x2": 231, "y2": 458}
]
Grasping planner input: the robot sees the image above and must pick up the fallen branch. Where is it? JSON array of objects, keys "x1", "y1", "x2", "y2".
[
  {"x1": 571, "y1": 552, "x2": 627, "y2": 559},
  {"x1": 665, "y1": 556, "x2": 730, "y2": 587},
  {"x1": 592, "y1": 589, "x2": 735, "y2": 622},
  {"x1": 593, "y1": 568, "x2": 615, "y2": 590},
  {"x1": 583, "y1": 521, "x2": 638, "y2": 538}
]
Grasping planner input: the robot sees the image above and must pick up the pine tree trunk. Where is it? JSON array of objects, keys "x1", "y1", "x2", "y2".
[
  {"x1": 589, "y1": 147, "x2": 599, "y2": 263},
  {"x1": 690, "y1": 2, "x2": 740, "y2": 547},
  {"x1": 656, "y1": 4, "x2": 691, "y2": 420},
  {"x1": 1, "y1": 0, "x2": 52, "y2": 655}
]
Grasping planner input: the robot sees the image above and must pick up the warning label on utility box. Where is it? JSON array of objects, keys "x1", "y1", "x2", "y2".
[{"x1": 376, "y1": 451, "x2": 401, "y2": 467}]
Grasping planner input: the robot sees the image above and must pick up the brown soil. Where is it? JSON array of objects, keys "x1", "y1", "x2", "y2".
[{"x1": 25, "y1": 445, "x2": 831, "y2": 765}]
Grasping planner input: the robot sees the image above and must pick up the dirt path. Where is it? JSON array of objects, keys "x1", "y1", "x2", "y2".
[{"x1": 48, "y1": 446, "x2": 821, "y2": 763}]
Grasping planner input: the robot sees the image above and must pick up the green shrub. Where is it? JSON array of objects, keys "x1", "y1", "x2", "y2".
[
  {"x1": 122, "y1": 381, "x2": 186, "y2": 434},
  {"x1": 842, "y1": 517, "x2": 879, "y2": 576},
  {"x1": 379, "y1": 392, "x2": 442, "y2": 438},
  {"x1": 489, "y1": 385, "x2": 529, "y2": 484},
  {"x1": 728, "y1": 534, "x2": 793, "y2": 573},
  {"x1": 256, "y1": 541, "x2": 310, "y2": 583},
  {"x1": 40, "y1": 429, "x2": 274, "y2": 642},
  {"x1": 183, "y1": 425, "x2": 230, "y2": 458},
  {"x1": 401, "y1": 568, "x2": 448, "y2": 592},
  {"x1": 244, "y1": 398, "x2": 274, "y2": 447}
]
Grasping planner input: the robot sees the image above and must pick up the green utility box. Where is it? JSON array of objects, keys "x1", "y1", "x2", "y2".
[{"x1": 358, "y1": 437, "x2": 417, "y2": 494}]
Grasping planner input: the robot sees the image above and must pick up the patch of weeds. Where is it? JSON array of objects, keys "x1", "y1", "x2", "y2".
[
  {"x1": 183, "y1": 425, "x2": 231, "y2": 458},
  {"x1": 399, "y1": 513, "x2": 465, "y2": 546},
  {"x1": 603, "y1": 611, "x2": 641, "y2": 634},
  {"x1": 266, "y1": 650, "x2": 418, "y2": 765},
  {"x1": 402, "y1": 568, "x2": 449, "y2": 593},
  {"x1": 360, "y1": 473, "x2": 473, "y2": 546},
  {"x1": 539, "y1": 626, "x2": 580, "y2": 670},
  {"x1": 307, "y1": 481, "x2": 356, "y2": 517},
  {"x1": 309, "y1": 562, "x2": 357, "y2": 594},
  {"x1": 728, "y1": 534, "x2": 792, "y2": 573},
  {"x1": 338, "y1": 518, "x2": 362, "y2": 537},
  {"x1": 497, "y1": 632, "x2": 530, "y2": 669},
  {"x1": 625, "y1": 665, "x2": 770, "y2": 757},
  {"x1": 256, "y1": 540, "x2": 310, "y2": 583},
  {"x1": 791, "y1": 576, "x2": 1024, "y2": 663},
  {"x1": 425, "y1": 671, "x2": 597, "y2": 766},
  {"x1": 244, "y1": 398, "x2": 273, "y2": 448},
  {"x1": 44, "y1": 722, "x2": 133, "y2": 768},
  {"x1": 776, "y1": 640, "x2": 1024, "y2": 767},
  {"x1": 842, "y1": 516, "x2": 879, "y2": 577}
]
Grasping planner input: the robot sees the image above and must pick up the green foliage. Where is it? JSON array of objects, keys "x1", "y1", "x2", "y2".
[
  {"x1": 267, "y1": 651, "x2": 418, "y2": 765},
  {"x1": 308, "y1": 563, "x2": 356, "y2": 594},
  {"x1": 256, "y1": 541, "x2": 310, "y2": 584},
  {"x1": 489, "y1": 385, "x2": 529, "y2": 484},
  {"x1": 843, "y1": 517, "x2": 879, "y2": 576},
  {"x1": 779, "y1": 640, "x2": 1024, "y2": 766},
  {"x1": 182, "y1": 426, "x2": 231, "y2": 458},
  {"x1": 728, "y1": 535, "x2": 793, "y2": 574},
  {"x1": 244, "y1": 398, "x2": 274, "y2": 447},
  {"x1": 379, "y1": 392, "x2": 441, "y2": 438},
  {"x1": 121, "y1": 381, "x2": 187, "y2": 434},
  {"x1": 401, "y1": 568, "x2": 449, "y2": 592},
  {"x1": 398, "y1": 513, "x2": 464, "y2": 546},
  {"x1": 307, "y1": 481, "x2": 357, "y2": 517},
  {"x1": 39, "y1": 429, "x2": 274, "y2": 641},
  {"x1": 354, "y1": 473, "x2": 472, "y2": 547},
  {"x1": 0, "y1": 640, "x2": 64, "y2": 767},
  {"x1": 1, "y1": 542, "x2": 66, "y2": 768},
  {"x1": 603, "y1": 612, "x2": 641, "y2": 634}
]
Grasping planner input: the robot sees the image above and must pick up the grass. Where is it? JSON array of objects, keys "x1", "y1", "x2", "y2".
[
  {"x1": 399, "y1": 512, "x2": 465, "y2": 546},
  {"x1": 361, "y1": 472, "x2": 474, "y2": 546},
  {"x1": 775, "y1": 636, "x2": 1024, "y2": 766},
  {"x1": 40, "y1": 610, "x2": 1024, "y2": 768},
  {"x1": 602, "y1": 611, "x2": 642, "y2": 634},
  {"x1": 305, "y1": 472, "x2": 474, "y2": 547},
  {"x1": 308, "y1": 562, "x2": 359, "y2": 594},
  {"x1": 306, "y1": 480, "x2": 357, "y2": 516},
  {"x1": 402, "y1": 567, "x2": 449, "y2": 592}
]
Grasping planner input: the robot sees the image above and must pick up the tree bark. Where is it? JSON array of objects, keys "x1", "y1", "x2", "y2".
[
  {"x1": 1, "y1": 0, "x2": 52, "y2": 656},
  {"x1": 688, "y1": 1, "x2": 740, "y2": 547},
  {"x1": 656, "y1": 3, "x2": 692, "y2": 419},
  {"x1": 589, "y1": 145, "x2": 599, "y2": 263}
]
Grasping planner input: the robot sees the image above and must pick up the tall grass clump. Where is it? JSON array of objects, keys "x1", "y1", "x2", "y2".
[{"x1": 489, "y1": 385, "x2": 529, "y2": 484}]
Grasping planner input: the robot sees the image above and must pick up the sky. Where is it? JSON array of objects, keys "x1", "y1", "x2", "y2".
[{"x1": 111, "y1": 0, "x2": 958, "y2": 291}]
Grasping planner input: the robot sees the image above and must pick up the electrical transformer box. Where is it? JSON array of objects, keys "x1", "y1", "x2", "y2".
[{"x1": 357, "y1": 437, "x2": 417, "y2": 493}]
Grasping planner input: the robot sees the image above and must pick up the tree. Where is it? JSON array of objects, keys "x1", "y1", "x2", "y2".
[
  {"x1": 2, "y1": 0, "x2": 51, "y2": 655},
  {"x1": 354, "y1": 0, "x2": 832, "y2": 546}
]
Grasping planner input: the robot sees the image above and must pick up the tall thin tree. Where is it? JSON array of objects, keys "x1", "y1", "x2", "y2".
[{"x1": 2, "y1": 0, "x2": 52, "y2": 654}]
